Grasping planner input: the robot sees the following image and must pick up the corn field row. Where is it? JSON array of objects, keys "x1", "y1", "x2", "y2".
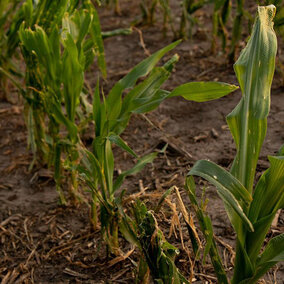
[{"x1": 0, "y1": 0, "x2": 283, "y2": 283}]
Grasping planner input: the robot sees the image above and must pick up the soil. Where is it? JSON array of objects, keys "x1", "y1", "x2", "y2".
[{"x1": 0, "y1": 1, "x2": 284, "y2": 283}]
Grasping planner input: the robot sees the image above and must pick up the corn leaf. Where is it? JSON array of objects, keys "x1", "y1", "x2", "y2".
[
  {"x1": 278, "y1": 143, "x2": 284, "y2": 155},
  {"x1": 79, "y1": 148, "x2": 109, "y2": 204},
  {"x1": 19, "y1": 25, "x2": 58, "y2": 83},
  {"x1": 245, "y1": 156, "x2": 284, "y2": 262},
  {"x1": 50, "y1": 101, "x2": 78, "y2": 142},
  {"x1": 104, "y1": 139, "x2": 114, "y2": 196},
  {"x1": 92, "y1": 79, "x2": 107, "y2": 137},
  {"x1": 131, "y1": 89, "x2": 169, "y2": 114},
  {"x1": 108, "y1": 134, "x2": 138, "y2": 158},
  {"x1": 257, "y1": 233, "x2": 284, "y2": 264},
  {"x1": 89, "y1": 5, "x2": 107, "y2": 77},
  {"x1": 33, "y1": 0, "x2": 69, "y2": 34},
  {"x1": 185, "y1": 176, "x2": 229, "y2": 284},
  {"x1": 62, "y1": 9, "x2": 92, "y2": 60},
  {"x1": 187, "y1": 160, "x2": 254, "y2": 233},
  {"x1": 120, "y1": 60, "x2": 177, "y2": 115},
  {"x1": 249, "y1": 156, "x2": 284, "y2": 222},
  {"x1": 239, "y1": 234, "x2": 284, "y2": 284},
  {"x1": 62, "y1": 33, "x2": 84, "y2": 122},
  {"x1": 168, "y1": 81, "x2": 238, "y2": 102},
  {"x1": 119, "y1": 215, "x2": 141, "y2": 248},
  {"x1": 112, "y1": 55, "x2": 178, "y2": 134},
  {"x1": 154, "y1": 186, "x2": 175, "y2": 213},
  {"x1": 102, "y1": 27, "x2": 132, "y2": 39},
  {"x1": 106, "y1": 40, "x2": 181, "y2": 121},
  {"x1": 227, "y1": 5, "x2": 277, "y2": 192}
]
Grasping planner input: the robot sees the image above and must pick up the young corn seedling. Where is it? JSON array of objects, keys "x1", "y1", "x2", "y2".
[
  {"x1": 185, "y1": 5, "x2": 283, "y2": 283},
  {"x1": 228, "y1": 0, "x2": 254, "y2": 62},
  {"x1": 79, "y1": 40, "x2": 237, "y2": 255},
  {"x1": 211, "y1": 0, "x2": 231, "y2": 53},
  {"x1": 159, "y1": 0, "x2": 176, "y2": 37},
  {"x1": 101, "y1": 0, "x2": 121, "y2": 14},
  {"x1": 138, "y1": 0, "x2": 175, "y2": 36},
  {"x1": 140, "y1": 0, "x2": 159, "y2": 25},
  {"x1": 19, "y1": 1, "x2": 106, "y2": 203},
  {"x1": 0, "y1": 0, "x2": 22, "y2": 97},
  {"x1": 179, "y1": 0, "x2": 205, "y2": 39}
]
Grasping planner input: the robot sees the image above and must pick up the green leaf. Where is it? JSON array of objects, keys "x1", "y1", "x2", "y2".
[
  {"x1": 185, "y1": 176, "x2": 229, "y2": 284},
  {"x1": 76, "y1": 10, "x2": 92, "y2": 48},
  {"x1": 102, "y1": 27, "x2": 132, "y2": 39},
  {"x1": 245, "y1": 156, "x2": 284, "y2": 263},
  {"x1": 92, "y1": 79, "x2": 107, "y2": 137},
  {"x1": 227, "y1": 5, "x2": 277, "y2": 193},
  {"x1": 169, "y1": 81, "x2": 238, "y2": 102},
  {"x1": 119, "y1": 216, "x2": 140, "y2": 248},
  {"x1": 110, "y1": 55, "x2": 179, "y2": 134},
  {"x1": 89, "y1": 6, "x2": 106, "y2": 78},
  {"x1": 135, "y1": 256, "x2": 149, "y2": 284},
  {"x1": 104, "y1": 139, "x2": 114, "y2": 195},
  {"x1": 249, "y1": 156, "x2": 284, "y2": 222},
  {"x1": 79, "y1": 149, "x2": 109, "y2": 206},
  {"x1": 19, "y1": 25, "x2": 57, "y2": 83},
  {"x1": 62, "y1": 33, "x2": 84, "y2": 122},
  {"x1": 50, "y1": 101, "x2": 78, "y2": 142},
  {"x1": 154, "y1": 186, "x2": 175, "y2": 213},
  {"x1": 246, "y1": 211, "x2": 276, "y2": 265},
  {"x1": 241, "y1": 234, "x2": 284, "y2": 283},
  {"x1": 33, "y1": 0, "x2": 69, "y2": 34},
  {"x1": 187, "y1": 160, "x2": 254, "y2": 233},
  {"x1": 120, "y1": 64, "x2": 173, "y2": 115},
  {"x1": 203, "y1": 216, "x2": 214, "y2": 263},
  {"x1": 258, "y1": 233, "x2": 284, "y2": 264},
  {"x1": 108, "y1": 134, "x2": 138, "y2": 158},
  {"x1": 131, "y1": 89, "x2": 169, "y2": 114},
  {"x1": 106, "y1": 40, "x2": 181, "y2": 121},
  {"x1": 278, "y1": 143, "x2": 284, "y2": 156}
]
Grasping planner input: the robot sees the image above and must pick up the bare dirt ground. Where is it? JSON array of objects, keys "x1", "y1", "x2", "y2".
[{"x1": 0, "y1": 1, "x2": 283, "y2": 283}]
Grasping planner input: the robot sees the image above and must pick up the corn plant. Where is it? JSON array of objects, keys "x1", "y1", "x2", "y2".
[
  {"x1": 19, "y1": 1, "x2": 106, "y2": 202},
  {"x1": 179, "y1": 0, "x2": 206, "y2": 39},
  {"x1": 0, "y1": 0, "x2": 22, "y2": 96},
  {"x1": 136, "y1": 0, "x2": 175, "y2": 37},
  {"x1": 78, "y1": 39, "x2": 238, "y2": 254},
  {"x1": 228, "y1": 0, "x2": 245, "y2": 62},
  {"x1": 101, "y1": 0, "x2": 121, "y2": 14},
  {"x1": 211, "y1": 0, "x2": 231, "y2": 53},
  {"x1": 120, "y1": 200, "x2": 189, "y2": 283},
  {"x1": 159, "y1": 0, "x2": 176, "y2": 37},
  {"x1": 185, "y1": 5, "x2": 283, "y2": 283},
  {"x1": 139, "y1": 0, "x2": 159, "y2": 25}
]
